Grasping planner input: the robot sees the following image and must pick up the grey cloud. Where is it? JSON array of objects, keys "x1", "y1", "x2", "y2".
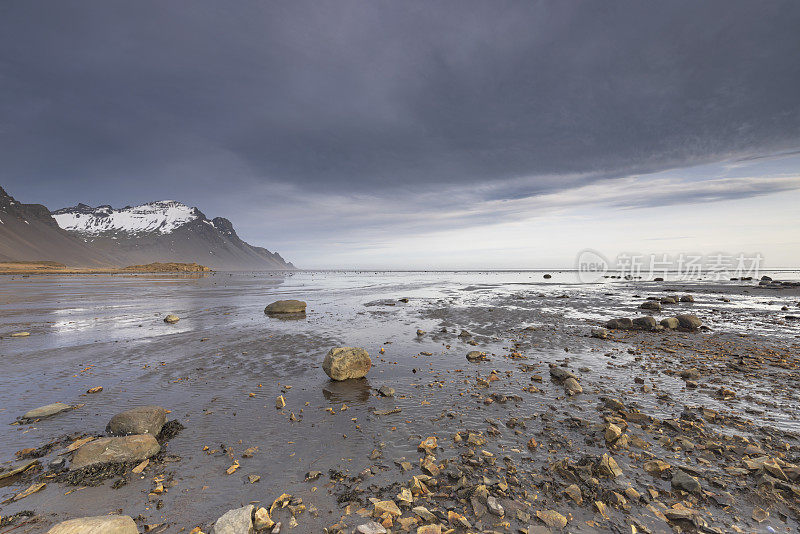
[{"x1": 1, "y1": 1, "x2": 799, "y2": 232}]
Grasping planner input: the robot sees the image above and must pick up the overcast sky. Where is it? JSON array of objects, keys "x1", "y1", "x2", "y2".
[{"x1": 1, "y1": 1, "x2": 799, "y2": 268}]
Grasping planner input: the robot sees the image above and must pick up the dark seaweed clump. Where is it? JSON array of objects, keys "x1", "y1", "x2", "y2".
[{"x1": 156, "y1": 419, "x2": 185, "y2": 443}]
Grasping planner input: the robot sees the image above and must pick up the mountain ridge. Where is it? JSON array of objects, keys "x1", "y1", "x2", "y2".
[{"x1": 0, "y1": 187, "x2": 295, "y2": 270}]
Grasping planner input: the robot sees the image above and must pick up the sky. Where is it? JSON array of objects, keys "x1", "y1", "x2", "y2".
[{"x1": 1, "y1": 1, "x2": 799, "y2": 269}]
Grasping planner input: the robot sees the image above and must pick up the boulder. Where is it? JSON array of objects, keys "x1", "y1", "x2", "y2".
[
  {"x1": 639, "y1": 301, "x2": 661, "y2": 311},
  {"x1": 212, "y1": 505, "x2": 254, "y2": 534},
  {"x1": 264, "y1": 300, "x2": 306, "y2": 314},
  {"x1": 106, "y1": 406, "x2": 167, "y2": 436},
  {"x1": 676, "y1": 314, "x2": 702, "y2": 330},
  {"x1": 605, "y1": 318, "x2": 633, "y2": 330},
  {"x1": 660, "y1": 317, "x2": 679, "y2": 329},
  {"x1": 632, "y1": 316, "x2": 657, "y2": 330},
  {"x1": 323, "y1": 347, "x2": 371, "y2": 380},
  {"x1": 71, "y1": 435, "x2": 160, "y2": 469},
  {"x1": 22, "y1": 402, "x2": 72, "y2": 420},
  {"x1": 680, "y1": 294, "x2": 694, "y2": 302},
  {"x1": 47, "y1": 515, "x2": 138, "y2": 534},
  {"x1": 163, "y1": 314, "x2": 180, "y2": 324},
  {"x1": 660, "y1": 297, "x2": 678, "y2": 304}
]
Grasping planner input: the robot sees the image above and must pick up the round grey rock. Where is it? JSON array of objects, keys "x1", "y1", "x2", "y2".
[
  {"x1": 22, "y1": 402, "x2": 72, "y2": 420},
  {"x1": 106, "y1": 405, "x2": 167, "y2": 436},
  {"x1": 323, "y1": 347, "x2": 371, "y2": 380},
  {"x1": 47, "y1": 515, "x2": 138, "y2": 534},
  {"x1": 212, "y1": 505, "x2": 254, "y2": 534},
  {"x1": 71, "y1": 434, "x2": 160, "y2": 469},
  {"x1": 265, "y1": 300, "x2": 306, "y2": 314}
]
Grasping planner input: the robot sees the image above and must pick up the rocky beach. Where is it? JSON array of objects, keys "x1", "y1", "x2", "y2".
[{"x1": 1, "y1": 270, "x2": 800, "y2": 534}]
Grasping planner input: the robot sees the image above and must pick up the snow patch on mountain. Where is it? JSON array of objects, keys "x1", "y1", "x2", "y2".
[{"x1": 53, "y1": 201, "x2": 198, "y2": 235}]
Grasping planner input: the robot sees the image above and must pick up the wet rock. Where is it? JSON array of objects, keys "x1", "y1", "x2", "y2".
[
  {"x1": 671, "y1": 469, "x2": 701, "y2": 493},
  {"x1": 163, "y1": 314, "x2": 180, "y2": 324},
  {"x1": 253, "y1": 508, "x2": 274, "y2": 531},
  {"x1": 640, "y1": 301, "x2": 661, "y2": 311},
  {"x1": 564, "y1": 484, "x2": 582, "y2": 504},
  {"x1": 605, "y1": 423, "x2": 622, "y2": 443},
  {"x1": 680, "y1": 294, "x2": 694, "y2": 302},
  {"x1": 632, "y1": 316, "x2": 657, "y2": 330},
  {"x1": 377, "y1": 386, "x2": 395, "y2": 397},
  {"x1": 535, "y1": 510, "x2": 567, "y2": 528},
  {"x1": 71, "y1": 435, "x2": 160, "y2": 469},
  {"x1": 487, "y1": 495, "x2": 504, "y2": 516},
  {"x1": 675, "y1": 314, "x2": 702, "y2": 330},
  {"x1": 106, "y1": 406, "x2": 167, "y2": 436},
  {"x1": 466, "y1": 350, "x2": 486, "y2": 362},
  {"x1": 563, "y1": 377, "x2": 582, "y2": 395},
  {"x1": 47, "y1": 515, "x2": 138, "y2": 534},
  {"x1": 604, "y1": 398, "x2": 626, "y2": 411},
  {"x1": 660, "y1": 317, "x2": 679, "y2": 329},
  {"x1": 323, "y1": 347, "x2": 371, "y2": 380},
  {"x1": 412, "y1": 506, "x2": 436, "y2": 521},
  {"x1": 373, "y1": 500, "x2": 401, "y2": 518},
  {"x1": 264, "y1": 300, "x2": 307, "y2": 314},
  {"x1": 590, "y1": 328, "x2": 608, "y2": 339},
  {"x1": 22, "y1": 402, "x2": 72, "y2": 420},
  {"x1": 679, "y1": 368, "x2": 701, "y2": 380},
  {"x1": 543, "y1": 274, "x2": 552, "y2": 279},
  {"x1": 597, "y1": 453, "x2": 622, "y2": 477},
  {"x1": 605, "y1": 318, "x2": 633, "y2": 330},
  {"x1": 353, "y1": 521, "x2": 387, "y2": 534},
  {"x1": 549, "y1": 366, "x2": 576, "y2": 382},
  {"x1": 212, "y1": 505, "x2": 254, "y2": 534},
  {"x1": 418, "y1": 436, "x2": 438, "y2": 453}
]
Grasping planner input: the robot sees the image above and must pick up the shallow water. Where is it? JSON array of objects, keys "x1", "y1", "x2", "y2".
[{"x1": 1, "y1": 270, "x2": 799, "y2": 531}]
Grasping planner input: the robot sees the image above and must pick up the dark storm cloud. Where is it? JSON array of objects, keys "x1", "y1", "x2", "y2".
[{"x1": 1, "y1": 0, "x2": 799, "y2": 210}]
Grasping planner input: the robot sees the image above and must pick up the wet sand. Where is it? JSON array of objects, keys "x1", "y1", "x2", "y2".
[{"x1": 1, "y1": 271, "x2": 800, "y2": 533}]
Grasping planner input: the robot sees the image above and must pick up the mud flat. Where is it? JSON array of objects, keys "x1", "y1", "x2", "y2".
[{"x1": 0, "y1": 271, "x2": 799, "y2": 532}]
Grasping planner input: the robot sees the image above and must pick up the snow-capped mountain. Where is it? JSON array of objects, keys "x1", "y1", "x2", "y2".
[
  {"x1": 52, "y1": 201, "x2": 199, "y2": 236},
  {"x1": 51, "y1": 200, "x2": 295, "y2": 270},
  {"x1": 0, "y1": 186, "x2": 118, "y2": 266}
]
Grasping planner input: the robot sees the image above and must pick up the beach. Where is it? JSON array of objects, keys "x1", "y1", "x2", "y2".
[{"x1": 1, "y1": 270, "x2": 800, "y2": 533}]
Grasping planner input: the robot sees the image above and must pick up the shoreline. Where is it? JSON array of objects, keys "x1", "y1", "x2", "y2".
[
  {"x1": 1, "y1": 273, "x2": 799, "y2": 533},
  {"x1": 0, "y1": 261, "x2": 212, "y2": 276}
]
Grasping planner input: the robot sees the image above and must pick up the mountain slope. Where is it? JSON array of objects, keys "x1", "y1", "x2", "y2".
[
  {"x1": 0, "y1": 187, "x2": 118, "y2": 266},
  {"x1": 52, "y1": 201, "x2": 294, "y2": 270}
]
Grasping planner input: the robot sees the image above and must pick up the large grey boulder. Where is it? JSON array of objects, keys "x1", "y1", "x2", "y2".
[
  {"x1": 22, "y1": 402, "x2": 72, "y2": 420},
  {"x1": 265, "y1": 300, "x2": 306, "y2": 314},
  {"x1": 212, "y1": 505, "x2": 254, "y2": 534},
  {"x1": 323, "y1": 347, "x2": 371, "y2": 380},
  {"x1": 47, "y1": 515, "x2": 137, "y2": 534},
  {"x1": 632, "y1": 316, "x2": 657, "y2": 330},
  {"x1": 106, "y1": 405, "x2": 167, "y2": 436},
  {"x1": 605, "y1": 318, "x2": 633, "y2": 330},
  {"x1": 660, "y1": 317, "x2": 680, "y2": 329},
  {"x1": 676, "y1": 314, "x2": 702, "y2": 330},
  {"x1": 71, "y1": 435, "x2": 160, "y2": 469}
]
